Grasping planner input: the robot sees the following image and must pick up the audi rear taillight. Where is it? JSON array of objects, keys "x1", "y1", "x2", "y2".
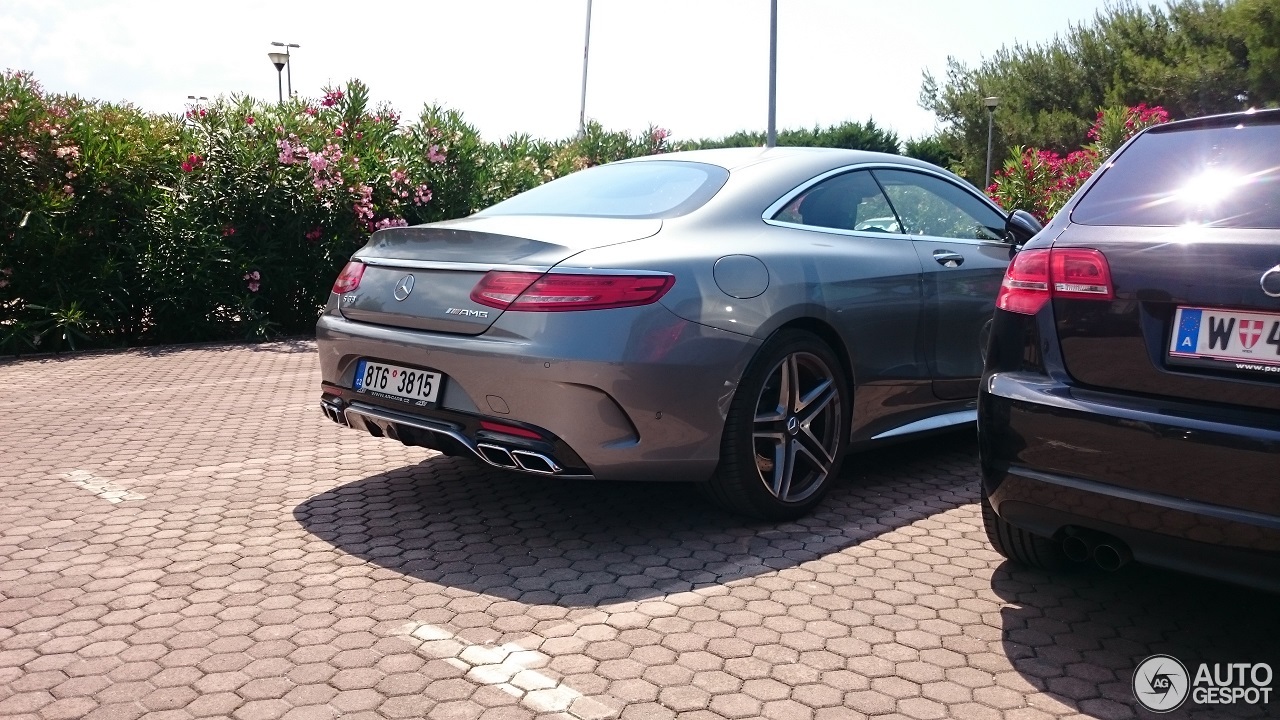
[
  {"x1": 997, "y1": 249, "x2": 1050, "y2": 315},
  {"x1": 996, "y1": 248, "x2": 1113, "y2": 315},
  {"x1": 1050, "y1": 249, "x2": 1114, "y2": 300},
  {"x1": 332, "y1": 261, "x2": 365, "y2": 294},
  {"x1": 470, "y1": 271, "x2": 675, "y2": 312}
]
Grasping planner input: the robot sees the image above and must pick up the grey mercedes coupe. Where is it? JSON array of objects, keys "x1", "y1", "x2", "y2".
[{"x1": 317, "y1": 147, "x2": 1041, "y2": 518}]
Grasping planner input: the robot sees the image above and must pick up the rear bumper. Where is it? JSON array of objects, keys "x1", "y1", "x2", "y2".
[
  {"x1": 980, "y1": 371, "x2": 1280, "y2": 591},
  {"x1": 316, "y1": 301, "x2": 761, "y2": 482}
]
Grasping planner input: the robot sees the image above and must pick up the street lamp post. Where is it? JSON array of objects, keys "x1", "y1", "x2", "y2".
[
  {"x1": 578, "y1": 0, "x2": 592, "y2": 138},
  {"x1": 984, "y1": 96, "x2": 1000, "y2": 189},
  {"x1": 268, "y1": 52, "x2": 289, "y2": 103},
  {"x1": 271, "y1": 42, "x2": 300, "y2": 98},
  {"x1": 766, "y1": 0, "x2": 777, "y2": 148}
]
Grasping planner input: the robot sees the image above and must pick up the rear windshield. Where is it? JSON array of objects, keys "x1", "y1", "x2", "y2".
[
  {"x1": 1071, "y1": 122, "x2": 1280, "y2": 228},
  {"x1": 480, "y1": 160, "x2": 729, "y2": 219}
]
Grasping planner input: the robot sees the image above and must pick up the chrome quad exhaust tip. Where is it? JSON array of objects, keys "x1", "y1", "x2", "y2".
[{"x1": 475, "y1": 443, "x2": 562, "y2": 475}]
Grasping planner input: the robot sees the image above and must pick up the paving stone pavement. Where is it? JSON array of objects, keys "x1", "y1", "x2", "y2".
[{"x1": 0, "y1": 341, "x2": 1276, "y2": 720}]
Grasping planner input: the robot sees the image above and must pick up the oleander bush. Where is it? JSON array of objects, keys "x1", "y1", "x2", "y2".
[
  {"x1": 987, "y1": 104, "x2": 1171, "y2": 223},
  {"x1": 0, "y1": 71, "x2": 184, "y2": 351}
]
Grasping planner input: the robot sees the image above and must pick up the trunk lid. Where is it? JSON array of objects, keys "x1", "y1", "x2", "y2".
[
  {"x1": 1052, "y1": 224, "x2": 1280, "y2": 412},
  {"x1": 339, "y1": 215, "x2": 661, "y2": 334}
]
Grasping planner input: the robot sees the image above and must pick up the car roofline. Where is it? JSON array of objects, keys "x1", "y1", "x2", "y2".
[{"x1": 1146, "y1": 107, "x2": 1280, "y2": 134}]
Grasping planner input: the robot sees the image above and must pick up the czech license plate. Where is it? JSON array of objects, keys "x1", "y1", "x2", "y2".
[
  {"x1": 1168, "y1": 306, "x2": 1280, "y2": 374},
  {"x1": 353, "y1": 359, "x2": 443, "y2": 404}
]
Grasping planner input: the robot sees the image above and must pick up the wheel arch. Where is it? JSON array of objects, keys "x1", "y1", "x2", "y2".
[{"x1": 769, "y1": 317, "x2": 857, "y2": 400}]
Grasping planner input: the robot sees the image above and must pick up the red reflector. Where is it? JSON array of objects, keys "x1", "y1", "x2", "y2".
[
  {"x1": 332, "y1": 261, "x2": 365, "y2": 294},
  {"x1": 996, "y1": 248, "x2": 1114, "y2": 315},
  {"x1": 470, "y1": 271, "x2": 675, "y2": 312},
  {"x1": 479, "y1": 420, "x2": 542, "y2": 440}
]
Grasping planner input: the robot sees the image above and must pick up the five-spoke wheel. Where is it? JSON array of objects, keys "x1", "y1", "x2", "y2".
[{"x1": 706, "y1": 330, "x2": 849, "y2": 519}]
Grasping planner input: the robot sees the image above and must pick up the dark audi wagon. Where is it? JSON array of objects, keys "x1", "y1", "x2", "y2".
[{"x1": 979, "y1": 109, "x2": 1280, "y2": 592}]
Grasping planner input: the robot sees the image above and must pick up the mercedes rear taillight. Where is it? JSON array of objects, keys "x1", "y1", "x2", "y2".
[
  {"x1": 332, "y1": 262, "x2": 366, "y2": 294},
  {"x1": 470, "y1": 271, "x2": 675, "y2": 312},
  {"x1": 996, "y1": 248, "x2": 1113, "y2": 315}
]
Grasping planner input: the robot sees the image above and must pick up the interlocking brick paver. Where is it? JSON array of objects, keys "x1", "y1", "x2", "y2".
[{"x1": 0, "y1": 342, "x2": 1275, "y2": 720}]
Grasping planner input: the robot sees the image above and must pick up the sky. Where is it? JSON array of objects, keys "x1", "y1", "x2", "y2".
[{"x1": 0, "y1": 0, "x2": 1114, "y2": 143}]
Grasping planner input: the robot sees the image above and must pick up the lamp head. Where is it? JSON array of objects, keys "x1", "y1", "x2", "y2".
[
  {"x1": 268, "y1": 52, "x2": 289, "y2": 71},
  {"x1": 984, "y1": 96, "x2": 1000, "y2": 111}
]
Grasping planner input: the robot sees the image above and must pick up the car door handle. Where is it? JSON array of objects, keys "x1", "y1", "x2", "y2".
[{"x1": 932, "y1": 250, "x2": 965, "y2": 267}]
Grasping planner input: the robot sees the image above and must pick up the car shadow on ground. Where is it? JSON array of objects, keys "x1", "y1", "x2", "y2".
[
  {"x1": 991, "y1": 560, "x2": 1280, "y2": 718},
  {"x1": 294, "y1": 431, "x2": 982, "y2": 609}
]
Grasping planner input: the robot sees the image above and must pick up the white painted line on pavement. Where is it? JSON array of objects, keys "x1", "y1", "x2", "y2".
[
  {"x1": 61, "y1": 470, "x2": 146, "y2": 503},
  {"x1": 391, "y1": 621, "x2": 619, "y2": 719}
]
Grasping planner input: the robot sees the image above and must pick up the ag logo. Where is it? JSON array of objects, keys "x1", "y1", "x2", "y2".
[{"x1": 1134, "y1": 654, "x2": 1190, "y2": 713}]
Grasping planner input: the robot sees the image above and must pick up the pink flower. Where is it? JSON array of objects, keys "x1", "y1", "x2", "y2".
[
  {"x1": 247, "y1": 281, "x2": 260, "y2": 293},
  {"x1": 374, "y1": 217, "x2": 408, "y2": 231},
  {"x1": 223, "y1": 226, "x2": 236, "y2": 237},
  {"x1": 427, "y1": 145, "x2": 446, "y2": 164},
  {"x1": 181, "y1": 161, "x2": 192, "y2": 172},
  {"x1": 277, "y1": 138, "x2": 298, "y2": 165},
  {"x1": 245, "y1": 116, "x2": 255, "y2": 125},
  {"x1": 321, "y1": 89, "x2": 344, "y2": 107},
  {"x1": 412, "y1": 184, "x2": 432, "y2": 206},
  {"x1": 304, "y1": 106, "x2": 317, "y2": 116},
  {"x1": 305, "y1": 227, "x2": 323, "y2": 242},
  {"x1": 62, "y1": 185, "x2": 73, "y2": 196},
  {"x1": 244, "y1": 270, "x2": 260, "y2": 281},
  {"x1": 334, "y1": 126, "x2": 343, "y2": 137}
]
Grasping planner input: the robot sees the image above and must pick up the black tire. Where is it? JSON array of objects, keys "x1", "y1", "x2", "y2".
[
  {"x1": 704, "y1": 330, "x2": 849, "y2": 520},
  {"x1": 981, "y1": 490, "x2": 1067, "y2": 570}
]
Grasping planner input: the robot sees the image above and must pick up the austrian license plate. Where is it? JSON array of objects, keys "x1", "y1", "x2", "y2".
[
  {"x1": 1168, "y1": 306, "x2": 1280, "y2": 375},
  {"x1": 353, "y1": 359, "x2": 443, "y2": 404}
]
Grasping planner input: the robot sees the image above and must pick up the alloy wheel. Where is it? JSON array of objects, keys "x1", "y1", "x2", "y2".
[{"x1": 751, "y1": 351, "x2": 842, "y2": 503}]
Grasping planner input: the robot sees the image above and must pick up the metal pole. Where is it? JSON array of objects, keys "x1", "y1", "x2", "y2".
[
  {"x1": 276, "y1": 70, "x2": 283, "y2": 104},
  {"x1": 578, "y1": 0, "x2": 593, "y2": 137},
  {"x1": 984, "y1": 108, "x2": 995, "y2": 189},
  {"x1": 285, "y1": 46, "x2": 293, "y2": 98},
  {"x1": 766, "y1": 0, "x2": 777, "y2": 148}
]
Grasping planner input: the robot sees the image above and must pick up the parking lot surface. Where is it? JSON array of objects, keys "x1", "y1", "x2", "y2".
[{"x1": 0, "y1": 341, "x2": 1276, "y2": 720}]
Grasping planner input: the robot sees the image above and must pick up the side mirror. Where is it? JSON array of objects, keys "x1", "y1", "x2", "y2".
[{"x1": 1005, "y1": 209, "x2": 1043, "y2": 246}]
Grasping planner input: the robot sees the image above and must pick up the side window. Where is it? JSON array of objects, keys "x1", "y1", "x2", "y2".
[
  {"x1": 872, "y1": 169, "x2": 1006, "y2": 241},
  {"x1": 773, "y1": 171, "x2": 902, "y2": 233}
]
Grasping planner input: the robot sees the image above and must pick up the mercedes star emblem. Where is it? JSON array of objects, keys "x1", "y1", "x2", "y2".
[{"x1": 393, "y1": 274, "x2": 415, "y2": 301}]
